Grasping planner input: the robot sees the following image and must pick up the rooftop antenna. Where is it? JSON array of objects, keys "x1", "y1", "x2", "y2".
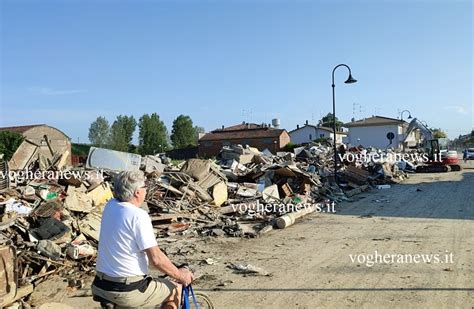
[{"x1": 353, "y1": 102, "x2": 364, "y2": 120}]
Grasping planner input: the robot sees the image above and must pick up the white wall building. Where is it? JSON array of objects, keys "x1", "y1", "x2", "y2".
[
  {"x1": 289, "y1": 123, "x2": 347, "y2": 144},
  {"x1": 344, "y1": 116, "x2": 417, "y2": 149}
]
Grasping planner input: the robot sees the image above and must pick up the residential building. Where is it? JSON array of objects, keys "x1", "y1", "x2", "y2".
[
  {"x1": 198, "y1": 122, "x2": 290, "y2": 157},
  {"x1": 343, "y1": 116, "x2": 418, "y2": 149},
  {"x1": 0, "y1": 124, "x2": 72, "y2": 167},
  {"x1": 289, "y1": 121, "x2": 347, "y2": 144}
]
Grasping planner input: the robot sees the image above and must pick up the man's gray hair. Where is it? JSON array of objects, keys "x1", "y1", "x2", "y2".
[{"x1": 113, "y1": 171, "x2": 146, "y2": 202}]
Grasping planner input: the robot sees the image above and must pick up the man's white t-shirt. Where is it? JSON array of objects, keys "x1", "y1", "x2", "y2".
[{"x1": 96, "y1": 199, "x2": 157, "y2": 277}]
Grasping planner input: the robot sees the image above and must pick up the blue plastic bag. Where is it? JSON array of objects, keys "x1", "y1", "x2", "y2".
[{"x1": 181, "y1": 285, "x2": 198, "y2": 309}]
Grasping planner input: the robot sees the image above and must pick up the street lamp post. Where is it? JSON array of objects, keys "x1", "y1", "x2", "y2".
[
  {"x1": 400, "y1": 110, "x2": 412, "y2": 151},
  {"x1": 332, "y1": 64, "x2": 357, "y2": 185},
  {"x1": 400, "y1": 110, "x2": 412, "y2": 123}
]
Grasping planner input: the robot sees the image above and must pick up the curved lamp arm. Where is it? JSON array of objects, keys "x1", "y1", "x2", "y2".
[{"x1": 332, "y1": 64, "x2": 357, "y2": 86}]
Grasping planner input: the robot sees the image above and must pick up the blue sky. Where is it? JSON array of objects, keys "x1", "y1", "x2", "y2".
[{"x1": 1, "y1": 0, "x2": 472, "y2": 142}]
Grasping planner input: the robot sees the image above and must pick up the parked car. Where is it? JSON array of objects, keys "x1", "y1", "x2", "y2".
[{"x1": 465, "y1": 148, "x2": 474, "y2": 160}]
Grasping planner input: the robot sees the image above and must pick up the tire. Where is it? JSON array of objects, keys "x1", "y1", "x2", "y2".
[
  {"x1": 416, "y1": 165, "x2": 449, "y2": 173},
  {"x1": 450, "y1": 165, "x2": 462, "y2": 171},
  {"x1": 187, "y1": 292, "x2": 215, "y2": 309}
]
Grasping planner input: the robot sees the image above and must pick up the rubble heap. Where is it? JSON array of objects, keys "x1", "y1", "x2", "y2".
[{"x1": 0, "y1": 143, "x2": 414, "y2": 306}]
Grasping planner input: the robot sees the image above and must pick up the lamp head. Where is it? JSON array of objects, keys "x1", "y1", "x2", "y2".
[{"x1": 345, "y1": 74, "x2": 357, "y2": 84}]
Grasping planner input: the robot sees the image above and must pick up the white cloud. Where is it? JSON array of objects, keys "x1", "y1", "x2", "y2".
[
  {"x1": 443, "y1": 105, "x2": 471, "y2": 115},
  {"x1": 1, "y1": 106, "x2": 115, "y2": 123},
  {"x1": 28, "y1": 87, "x2": 86, "y2": 96}
]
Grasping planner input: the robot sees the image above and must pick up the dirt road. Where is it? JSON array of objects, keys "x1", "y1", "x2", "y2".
[{"x1": 62, "y1": 165, "x2": 473, "y2": 308}]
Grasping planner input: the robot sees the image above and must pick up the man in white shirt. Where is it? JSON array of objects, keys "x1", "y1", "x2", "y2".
[{"x1": 92, "y1": 171, "x2": 193, "y2": 308}]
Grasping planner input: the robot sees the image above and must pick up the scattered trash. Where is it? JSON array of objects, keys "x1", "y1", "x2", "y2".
[
  {"x1": 36, "y1": 240, "x2": 62, "y2": 260},
  {"x1": 217, "y1": 280, "x2": 233, "y2": 287},
  {"x1": 66, "y1": 241, "x2": 96, "y2": 259},
  {"x1": 1, "y1": 198, "x2": 33, "y2": 216},
  {"x1": 86, "y1": 147, "x2": 141, "y2": 171},
  {"x1": 201, "y1": 258, "x2": 217, "y2": 265},
  {"x1": 228, "y1": 263, "x2": 271, "y2": 276}
]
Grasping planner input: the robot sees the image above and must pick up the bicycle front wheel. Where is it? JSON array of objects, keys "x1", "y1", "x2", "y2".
[{"x1": 187, "y1": 292, "x2": 214, "y2": 309}]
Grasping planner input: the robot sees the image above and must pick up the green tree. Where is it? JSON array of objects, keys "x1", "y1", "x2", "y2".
[
  {"x1": 88, "y1": 116, "x2": 110, "y2": 147},
  {"x1": 319, "y1": 113, "x2": 344, "y2": 130},
  {"x1": 109, "y1": 123, "x2": 127, "y2": 151},
  {"x1": 432, "y1": 128, "x2": 447, "y2": 139},
  {"x1": 0, "y1": 131, "x2": 24, "y2": 161},
  {"x1": 171, "y1": 115, "x2": 197, "y2": 149},
  {"x1": 194, "y1": 126, "x2": 205, "y2": 141},
  {"x1": 313, "y1": 136, "x2": 331, "y2": 144},
  {"x1": 109, "y1": 115, "x2": 137, "y2": 152},
  {"x1": 282, "y1": 141, "x2": 300, "y2": 152},
  {"x1": 138, "y1": 113, "x2": 169, "y2": 155}
]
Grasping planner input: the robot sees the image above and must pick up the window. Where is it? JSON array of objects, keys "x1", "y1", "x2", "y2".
[
  {"x1": 204, "y1": 141, "x2": 213, "y2": 147},
  {"x1": 263, "y1": 138, "x2": 273, "y2": 144},
  {"x1": 320, "y1": 134, "x2": 325, "y2": 138},
  {"x1": 309, "y1": 134, "x2": 312, "y2": 141},
  {"x1": 222, "y1": 141, "x2": 231, "y2": 146}
]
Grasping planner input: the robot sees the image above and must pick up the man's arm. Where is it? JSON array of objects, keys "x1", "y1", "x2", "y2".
[{"x1": 145, "y1": 246, "x2": 194, "y2": 286}]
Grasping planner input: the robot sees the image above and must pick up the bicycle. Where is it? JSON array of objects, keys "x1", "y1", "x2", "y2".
[
  {"x1": 93, "y1": 285, "x2": 214, "y2": 309},
  {"x1": 181, "y1": 284, "x2": 214, "y2": 309},
  {"x1": 177, "y1": 264, "x2": 214, "y2": 309}
]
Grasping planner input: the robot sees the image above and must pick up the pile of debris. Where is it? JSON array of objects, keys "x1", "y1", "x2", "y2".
[
  {"x1": 0, "y1": 159, "x2": 114, "y2": 306},
  {"x1": 143, "y1": 143, "x2": 414, "y2": 238},
  {"x1": 0, "y1": 142, "x2": 412, "y2": 306},
  {"x1": 338, "y1": 146, "x2": 414, "y2": 193}
]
